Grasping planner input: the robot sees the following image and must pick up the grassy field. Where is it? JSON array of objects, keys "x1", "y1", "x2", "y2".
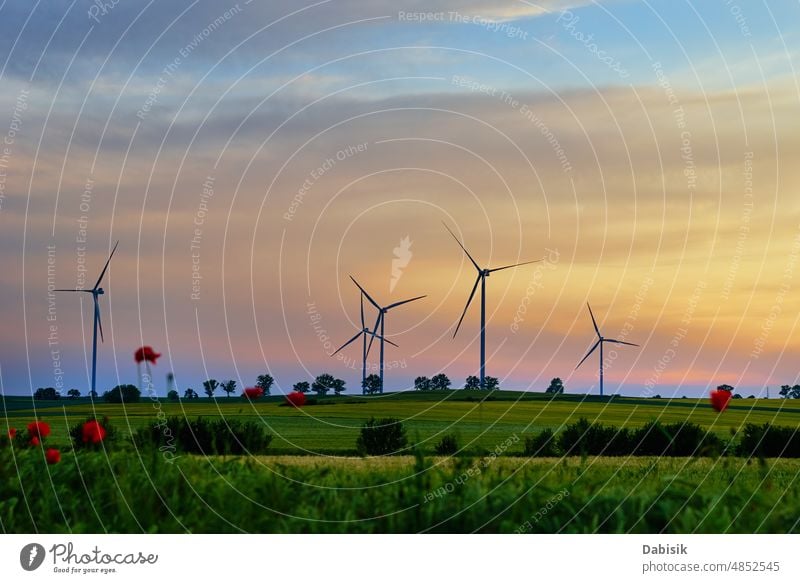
[
  {"x1": 4, "y1": 391, "x2": 800, "y2": 533},
  {"x1": 4, "y1": 391, "x2": 800, "y2": 455},
  {"x1": 2, "y1": 450, "x2": 799, "y2": 533}
]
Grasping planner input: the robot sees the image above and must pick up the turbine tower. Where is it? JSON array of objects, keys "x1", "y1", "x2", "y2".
[
  {"x1": 575, "y1": 303, "x2": 639, "y2": 396},
  {"x1": 332, "y1": 293, "x2": 397, "y2": 394},
  {"x1": 444, "y1": 222, "x2": 541, "y2": 389},
  {"x1": 350, "y1": 276, "x2": 425, "y2": 393},
  {"x1": 54, "y1": 241, "x2": 119, "y2": 398}
]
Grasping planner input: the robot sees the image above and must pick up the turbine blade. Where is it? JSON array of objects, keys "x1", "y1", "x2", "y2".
[
  {"x1": 575, "y1": 339, "x2": 601, "y2": 370},
  {"x1": 442, "y1": 221, "x2": 481, "y2": 272},
  {"x1": 54, "y1": 289, "x2": 85, "y2": 292},
  {"x1": 366, "y1": 331, "x2": 399, "y2": 348},
  {"x1": 350, "y1": 276, "x2": 380, "y2": 310},
  {"x1": 360, "y1": 293, "x2": 365, "y2": 328},
  {"x1": 487, "y1": 258, "x2": 543, "y2": 273},
  {"x1": 587, "y1": 303, "x2": 600, "y2": 337},
  {"x1": 93, "y1": 240, "x2": 119, "y2": 290},
  {"x1": 331, "y1": 331, "x2": 362, "y2": 356},
  {"x1": 366, "y1": 312, "x2": 382, "y2": 356},
  {"x1": 453, "y1": 273, "x2": 482, "y2": 338},
  {"x1": 95, "y1": 299, "x2": 104, "y2": 343},
  {"x1": 385, "y1": 294, "x2": 426, "y2": 310},
  {"x1": 606, "y1": 339, "x2": 639, "y2": 347}
]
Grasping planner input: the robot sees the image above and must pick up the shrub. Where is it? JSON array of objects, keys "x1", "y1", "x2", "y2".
[
  {"x1": 134, "y1": 417, "x2": 272, "y2": 455},
  {"x1": 434, "y1": 434, "x2": 459, "y2": 455},
  {"x1": 356, "y1": 417, "x2": 408, "y2": 456},
  {"x1": 558, "y1": 418, "x2": 633, "y2": 456},
  {"x1": 524, "y1": 429, "x2": 559, "y2": 456},
  {"x1": 103, "y1": 384, "x2": 141, "y2": 403},
  {"x1": 738, "y1": 423, "x2": 800, "y2": 458},
  {"x1": 633, "y1": 421, "x2": 723, "y2": 457}
]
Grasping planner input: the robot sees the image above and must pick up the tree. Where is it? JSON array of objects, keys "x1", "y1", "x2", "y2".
[
  {"x1": 33, "y1": 387, "x2": 60, "y2": 400},
  {"x1": 484, "y1": 376, "x2": 499, "y2": 391},
  {"x1": 256, "y1": 374, "x2": 274, "y2": 396},
  {"x1": 414, "y1": 376, "x2": 431, "y2": 391},
  {"x1": 103, "y1": 384, "x2": 141, "y2": 403},
  {"x1": 167, "y1": 389, "x2": 179, "y2": 401},
  {"x1": 312, "y1": 373, "x2": 335, "y2": 396},
  {"x1": 464, "y1": 375, "x2": 480, "y2": 390},
  {"x1": 733, "y1": 393, "x2": 743, "y2": 399},
  {"x1": 293, "y1": 381, "x2": 310, "y2": 393},
  {"x1": 183, "y1": 388, "x2": 199, "y2": 399},
  {"x1": 717, "y1": 384, "x2": 735, "y2": 393},
  {"x1": 430, "y1": 373, "x2": 451, "y2": 391},
  {"x1": 89, "y1": 390, "x2": 98, "y2": 399},
  {"x1": 67, "y1": 389, "x2": 81, "y2": 399},
  {"x1": 779, "y1": 385, "x2": 800, "y2": 399},
  {"x1": 362, "y1": 374, "x2": 382, "y2": 395},
  {"x1": 202, "y1": 379, "x2": 219, "y2": 398},
  {"x1": 221, "y1": 379, "x2": 237, "y2": 398},
  {"x1": 546, "y1": 377, "x2": 565, "y2": 394},
  {"x1": 331, "y1": 377, "x2": 346, "y2": 396}
]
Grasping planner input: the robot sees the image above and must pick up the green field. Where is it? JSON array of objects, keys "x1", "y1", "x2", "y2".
[
  {"x1": 4, "y1": 391, "x2": 800, "y2": 455},
  {"x1": 3, "y1": 391, "x2": 800, "y2": 533}
]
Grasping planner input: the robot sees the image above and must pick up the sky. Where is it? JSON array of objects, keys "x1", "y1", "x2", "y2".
[{"x1": 1, "y1": 0, "x2": 799, "y2": 398}]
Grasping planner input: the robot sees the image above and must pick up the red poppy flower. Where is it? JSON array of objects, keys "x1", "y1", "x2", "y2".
[
  {"x1": 81, "y1": 420, "x2": 107, "y2": 444},
  {"x1": 286, "y1": 391, "x2": 306, "y2": 407},
  {"x1": 243, "y1": 387, "x2": 264, "y2": 399},
  {"x1": 30, "y1": 436, "x2": 40, "y2": 447},
  {"x1": 134, "y1": 346, "x2": 161, "y2": 364},
  {"x1": 27, "y1": 421, "x2": 51, "y2": 439},
  {"x1": 7, "y1": 428, "x2": 16, "y2": 439},
  {"x1": 710, "y1": 389, "x2": 732, "y2": 412},
  {"x1": 45, "y1": 448, "x2": 61, "y2": 464}
]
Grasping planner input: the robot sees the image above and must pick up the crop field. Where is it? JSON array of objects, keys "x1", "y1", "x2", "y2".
[
  {"x1": 3, "y1": 450, "x2": 800, "y2": 533},
  {"x1": 4, "y1": 391, "x2": 800, "y2": 455},
  {"x1": 4, "y1": 391, "x2": 800, "y2": 534}
]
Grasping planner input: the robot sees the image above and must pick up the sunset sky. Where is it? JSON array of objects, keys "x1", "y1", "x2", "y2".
[{"x1": 1, "y1": 0, "x2": 799, "y2": 397}]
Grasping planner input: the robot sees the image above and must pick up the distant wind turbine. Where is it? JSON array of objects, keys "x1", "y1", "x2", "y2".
[
  {"x1": 350, "y1": 276, "x2": 425, "y2": 393},
  {"x1": 444, "y1": 222, "x2": 541, "y2": 389},
  {"x1": 332, "y1": 293, "x2": 397, "y2": 394},
  {"x1": 575, "y1": 303, "x2": 639, "y2": 396},
  {"x1": 54, "y1": 241, "x2": 119, "y2": 398}
]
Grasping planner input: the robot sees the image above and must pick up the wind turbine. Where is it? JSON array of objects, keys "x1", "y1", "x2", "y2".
[
  {"x1": 332, "y1": 293, "x2": 397, "y2": 394},
  {"x1": 575, "y1": 303, "x2": 639, "y2": 396},
  {"x1": 350, "y1": 276, "x2": 425, "y2": 393},
  {"x1": 54, "y1": 241, "x2": 119, "y2": 398},
  {"x1": 444, "y1": 222, "x2": 541, "y2": 389}
]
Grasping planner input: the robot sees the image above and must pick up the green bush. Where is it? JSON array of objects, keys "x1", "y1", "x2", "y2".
[
  {"x1": 134, "y1": 416, "x2": 272, "y2": 455},
  {"x1": 558, "y1": 418, "x2": 633, "y2": 456},
  {"x1": 434, "y1": 434, "x2": 459, "y2": 455},
  {"x1": 356, "y1": 417, "x2": 408, "y2": 456},
  {"x1": 69, "y1": 416, "x2": 117, "y2": 451},
  {"x1": 738, "y1": 423, "x2": 800, "y2": 458},
  {"x1": 524, "y1": 429, "x2": 559, "y2": 456}
]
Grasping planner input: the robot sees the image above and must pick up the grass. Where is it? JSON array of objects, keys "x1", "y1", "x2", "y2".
[
  {"x1": 4, "y1": 391, "x2": 800, "y2": 533},
  {"x1": 2, "y1": 449, "x2": 799, "y2": 533}
]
